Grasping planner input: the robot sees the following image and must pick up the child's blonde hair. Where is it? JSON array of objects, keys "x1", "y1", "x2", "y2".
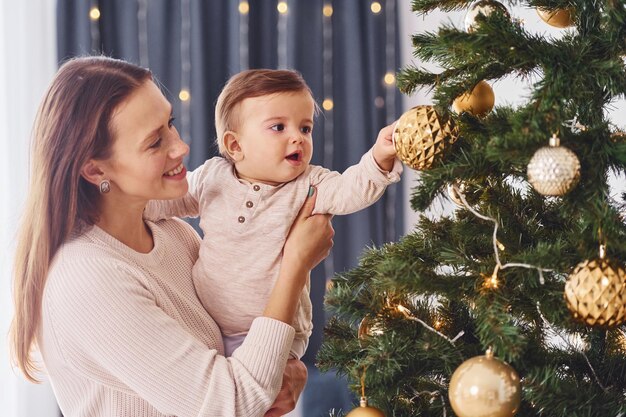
[{"x1": 214, "y1": 69, "x2": 318, "y2": 160}]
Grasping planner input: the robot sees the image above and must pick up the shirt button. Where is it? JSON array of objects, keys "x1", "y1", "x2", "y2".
[
  {"x1": 246, "y1": 201, "x2": 253, "y2": 208},
  {"x1": 253, "y1": 185, "x2": 260, "y2": 191},
  {"x1": 238, "y1": 216, "x2": 245, "y2": 223}
]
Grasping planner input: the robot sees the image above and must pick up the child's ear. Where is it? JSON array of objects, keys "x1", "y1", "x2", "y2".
[{"x1": 223, "y1": 131, "x2": 244, "y2": 162}]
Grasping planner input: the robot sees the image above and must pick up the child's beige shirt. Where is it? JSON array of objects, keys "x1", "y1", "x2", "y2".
[{"x1": 145, "y1": 148, "x2": 402, "y2": 358}]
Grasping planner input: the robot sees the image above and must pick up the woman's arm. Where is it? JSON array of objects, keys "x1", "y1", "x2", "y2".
[{"x1": 261, "y1": 187, "x2": 334, "y2": 416}]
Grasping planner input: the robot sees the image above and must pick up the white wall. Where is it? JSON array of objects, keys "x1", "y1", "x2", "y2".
[
  {"x1": 0, "y1": 1, "x2": 60, "y2": 416},
  {"x1": 398, "y1": 0, "x2": 626, "y2": 231}
]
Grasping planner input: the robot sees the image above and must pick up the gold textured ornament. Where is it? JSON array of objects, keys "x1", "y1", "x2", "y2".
[
  {"x1": 452, "y1": 81, "x2": 495, "y2": 117},
  {"x1": 564, "y1": 246, "x2": 626, "y2": 327},
  {"x1": 465, "y1": 0, "x2": 510, "y2": 32},
  {"x1": 392, "y1": 105, "x2": 459, "y2": 170},
  {"x1": 527, "y1": 134, "x2": 580, "y2": 196},
  {"x1": 346, "y1": 397, "x2": 386, "y2": 417},
  {"x1": 449, "y1": 348, "x2": 521, "y2": 417},
  {"x1": 536, "y1": 8, "x2": 575, "y2": 28}
]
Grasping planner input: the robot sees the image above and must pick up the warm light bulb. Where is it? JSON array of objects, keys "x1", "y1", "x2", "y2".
[
  {"x1": 277, "y1": 1, "x2": 288, "y2": 14},
  {"x1": 384, "y1": 72, "x2": 395, "y2": 85},
  {"x1": 323, "y1": 4, "x2": 333, "y2": 17},
  {"x1": 238, "y1": 1, "x2": 249, "y2": 14},
  {"x1": 179, "y1": 89, "x2": 190, "y2": 101},
  {"x1": 89, "y1": 7, "x2": 101, "y2": 20},
  {"x1": 322, "y1": 98, "x2": 334, "y2": 111},
  {"x1": 371, "y1": 2, "x2": 382, "y2": 14},
  {"x1": 434, "y1": 319, "x2": 442, "y2": 330}
]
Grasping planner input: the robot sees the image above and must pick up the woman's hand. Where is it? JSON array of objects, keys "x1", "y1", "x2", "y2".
[
  {"x1": 283, "y1": 186, "x2": 334, "y2": 272},
  {"x1": 264, "y1": 359, "x2": 308, "y2": 417}
]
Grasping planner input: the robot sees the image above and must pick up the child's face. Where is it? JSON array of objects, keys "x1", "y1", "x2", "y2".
[{"x1": 231, "y1": 90, "x2": 314, "y2": 185}]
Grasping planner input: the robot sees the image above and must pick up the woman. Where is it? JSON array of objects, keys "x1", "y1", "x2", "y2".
[{"x1": 10, "y1": 56, "x2": 334, "y2": 417}]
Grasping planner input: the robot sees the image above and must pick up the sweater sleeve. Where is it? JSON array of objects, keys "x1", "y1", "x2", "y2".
[
  {"x1": 311, "y1": 148, "x2": 402, "y2": 215},
  {"x1": 43, "y1": 257, "x2": 294, "y2": 417},
  {"x1": 143, "y1": 160, "x2": 210, "y2": 220}
]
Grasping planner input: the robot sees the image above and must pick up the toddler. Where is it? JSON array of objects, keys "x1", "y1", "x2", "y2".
[{"x1": 145, "y1": 69, "x2": 402, "y2": 358}]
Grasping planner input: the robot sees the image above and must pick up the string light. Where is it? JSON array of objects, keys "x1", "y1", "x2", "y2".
[
  {"x1": 322, "y1": 1, "x2": 335, "y2": 281},
  {"x1": 395, "y1": 303, "x2": 464, "y2": 345},
  {"x1": 383, "y1": 0, "x2": 397, "y2": 242},
  {"x1": 137, "y1": 0, "x2": 149, "y2": 68},
  {"x1": 238, "y1": 1, "x2": 249, "y2": 14},
  {"x1": 89, "y1": 2, "x2": 101, "y2": 53},
  {"x1": 383, "y1": 72, "x2": 395, "y2": 85},
  {"x1": 277, "y1": 0, "x2": 289, "y2": 68},
  {"x1": 179, "y1": 89, "x2": 190, "y2": 101},
  {"x1": 277, "y1": 1, "x2": 288, "y2": 14},
  {"x1": 450, "y1": 182, "x2": 554, "y2": 285},
  {"x1": 179, "y1": 0, "x2": 192, "y2": 155},
  {"x1": 89, "y1": 7, "x2": 101, "y2": 20},
  {"x1": 371, "y1": 2, "x2": 382, "y2": 14},
  {"x1": 239, "y1": 0, "x2": 250, "y2": 70},
  {"x1": 374, "y1": 96, "x2": 385, "y2": 108}
]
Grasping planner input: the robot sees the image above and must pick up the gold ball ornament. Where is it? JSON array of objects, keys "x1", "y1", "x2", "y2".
[
  {"x1": 564, "y1": 256, "x2": 626, "y2": 327},
  {"x1": 527, "y1": 134, "x2": 580, "y2": 196},
  {"x1": 465, "y1": 0, "x2": 510, "y2": 32},
  {"x1": 452, "y1": 81, "x2": 495, "y2": 118},
  {"x1": 392, "y1": 105, "x2": 459, "y2": 171},
  {"x1": 346, "y1": 397, "x2": 386, "y2": 417},
  {"x1": 449, "y1": 349, "x2": 521, "y2": 417},
  {"x1": 536, "y1": 8, "x2": 575, "y2": 28}
]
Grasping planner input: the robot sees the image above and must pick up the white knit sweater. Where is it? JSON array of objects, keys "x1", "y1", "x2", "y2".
[{"x1": 39, "y1": 218, "x2": 295, "y2": 417}]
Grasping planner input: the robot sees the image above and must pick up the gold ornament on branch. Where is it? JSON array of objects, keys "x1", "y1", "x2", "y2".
[
  {"x1": 346, "y1": 368, "x2": 386, "y2": 417},
  {"x1": 464, "y1": 0, "x2": 510, "y2": 32},
  {"x1": 564, "y1": 245, "x2": 626, "y2": 327},
  {"x1": 452, "y1": 80, "x2": 495, "y2": 117},
  {"x1": 527, "y1": 133, "x2": 580, "y2": 196},
  {"x1": 449, "y1": 348, "x2": 521, "y2": 417},
  {"x1": 346, "y1": 397, "x2": 386, "y2": 417},
  {"x1": 392, "y1": 105, "x2": 459, "y2": 170},
  {"x1": 536, "y1": 7, "x2": 575, "y2": 28}
]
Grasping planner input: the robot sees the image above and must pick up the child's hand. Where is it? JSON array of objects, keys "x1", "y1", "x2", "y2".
[{"x1": 372, "y1": 122, "x2": 397, "y2": 172}]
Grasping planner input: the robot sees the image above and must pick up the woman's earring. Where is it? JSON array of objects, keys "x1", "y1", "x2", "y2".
[{"x1": 99, "y1": 179, "x2": 111, "y2": 194}]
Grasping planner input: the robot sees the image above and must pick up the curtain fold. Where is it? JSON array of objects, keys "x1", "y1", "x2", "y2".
[{"x1": 56, "y1": 1, "x2": 403, "y2": 414}]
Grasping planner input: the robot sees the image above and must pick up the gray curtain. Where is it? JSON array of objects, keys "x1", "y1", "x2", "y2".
[{"x1": 57, "y1": 1, "x2": 403, "y2": 414}]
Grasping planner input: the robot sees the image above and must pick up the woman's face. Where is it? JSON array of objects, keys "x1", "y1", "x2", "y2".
[{"x1": 103, "y1": 80, "x2": 189, "y2": 204}]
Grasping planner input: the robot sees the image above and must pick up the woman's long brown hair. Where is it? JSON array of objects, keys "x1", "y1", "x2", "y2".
[{"x1": 10, "y1": 56, "x2": 151, "y2": 382}]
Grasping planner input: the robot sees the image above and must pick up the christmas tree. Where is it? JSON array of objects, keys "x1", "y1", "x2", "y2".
[{"x1": 319, "y1": 1, "x2": 626, "y2": 416}]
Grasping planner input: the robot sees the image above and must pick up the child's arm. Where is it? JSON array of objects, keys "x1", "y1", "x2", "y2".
[
  {"x1": 143, "y1": 159, "x2": 214, "y2": 220},
  {"x1": 311, "y1": 123, "x2": 402, "y2": 215}
]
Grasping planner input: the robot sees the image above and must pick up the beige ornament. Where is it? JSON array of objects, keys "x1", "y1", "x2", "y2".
[
  {"x1": 536, "y1": 8, "x2": 575, "y2": 28},
  {"x1": 465, "y1": 0, "x2": 510, "y2": 32},
  {"x1": 346, "y1": 397, "x2": 386, "y2": 417},
  {"x1": 564, "y1": 248, "x2": 626, "y2": 327},
  {"x1": 449, "y1": 348, "x2": 521, "y2": 417},
  {"x1": 392, "y1": 105, "x2": 459, "y2": 170},
  {"x1": 527, "y1": 134, "x2": 580, "y2": 196},
  {"x1": 452, "y1": 80, "x2": 495, "y2": 117}
]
